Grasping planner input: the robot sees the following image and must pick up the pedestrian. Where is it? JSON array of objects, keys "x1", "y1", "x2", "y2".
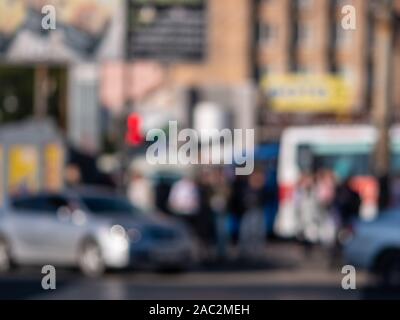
[
  {"x1": 168, "y1": 175, "x2": 200, "y2": 231},
  {"x1": 239, "y1": 168, "x2": 268, "y2": 260},
  {"x1": 227, "y1": 174, "x2": 248, "y2": 247},
  {"x1": 315, "y1": 169, "x2": 337, "y2": 246},
  {"x1": 127, "y1": 171, "x2": 154, "y2": 212},
  {"x1": 331, "y1": 177, "x2": 361, "y2": 265},
  {"x1": 390, "y1": 174, "x2": 400, "y2": 208},
  {"x1": 334, "y1": 177, "x2": 361, "y2": 228},
  {"x1": 194, "y1": 169, "x2": 218, "y2": 260},
  {"x1": 264, "y1": 165, "x2": 279, "y2": 239},
  {"x1": 295, "y1": 173, "x2": 319, "y2": 256},
  {"x1": 209, "y1": 167, "x2": 231, "y2": 260},
  {"x1": 155, "y1": 175, "x2": 173, "y2": 215}
]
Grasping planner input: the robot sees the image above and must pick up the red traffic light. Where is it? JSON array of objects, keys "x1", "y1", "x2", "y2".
[{"x1": 125, "y1": 113, "x2": 144, "y2": 146}]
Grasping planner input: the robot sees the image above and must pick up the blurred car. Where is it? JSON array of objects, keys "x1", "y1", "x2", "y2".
[
  {"x1": 344, "y1": 208, "x2": 400, "y2": 286},
  {"x1": 0, "y1": 190, "x2": 197, "y2": 276}
]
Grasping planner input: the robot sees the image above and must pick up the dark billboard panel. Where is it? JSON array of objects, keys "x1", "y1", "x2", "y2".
[{"x1": 127, "y1": 0, "x2": 207, "y2": 62}]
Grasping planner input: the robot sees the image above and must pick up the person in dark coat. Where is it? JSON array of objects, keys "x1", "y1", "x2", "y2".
[
  {"x1": 330, "y1": 177, "x2": 361, "y2": 266},
  {"x1": 194, "y1": 170, "x2": 217, "y2": 249},
  {"x1": 227, "y1": 174, "x2": 248, "y2": 245},
  {"x1": 335, "y1": 178, "x2": 361, "y2": 227}
]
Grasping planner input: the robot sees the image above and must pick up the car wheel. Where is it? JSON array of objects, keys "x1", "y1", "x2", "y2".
[
  {"x1": 78, "y1": 241, "x2": 105, "y2": 277},
  {"x1": 0, "y1": 238, "x2": 11, "y2": 273},
  {"x1": 377, "y1": 251, "x2": 400, "y2": 287}
]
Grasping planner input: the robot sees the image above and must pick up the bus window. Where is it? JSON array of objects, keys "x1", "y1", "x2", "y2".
[
  {"x1": 296, "y1": 144, "x2": 372, "y2": 179},
  {"x1": 313, "y1": 153, "x2": 371, "y2": 179},
  {"x1": 297, "y1": 145, "x2": 314, "y2": 173}
]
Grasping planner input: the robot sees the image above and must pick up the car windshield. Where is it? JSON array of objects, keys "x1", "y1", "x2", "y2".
[
  {"x1": 375, "y1": 207, "x2": 400, "y2": 223},
  {"x1": 81, "y1": 196, "x2": 139, "y2": 216}
]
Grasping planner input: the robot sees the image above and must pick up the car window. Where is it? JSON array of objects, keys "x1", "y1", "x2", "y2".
[
  {"x1": 12, "y1": 196, "x2": 44, "y2": 212},
  {"x1": 41, "y1": 196, "x2": 69, "y2": 212},
  {"x1": 81, "y1": 196, "x2": 139, "y2": 216},
  {"x1": 12, "y1": 195, "x2": 69, "y2": 215}
]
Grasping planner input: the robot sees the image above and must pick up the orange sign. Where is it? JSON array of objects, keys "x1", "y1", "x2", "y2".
[{"x1": 44, "y1": 144, "x2": 64, "y2": 192}]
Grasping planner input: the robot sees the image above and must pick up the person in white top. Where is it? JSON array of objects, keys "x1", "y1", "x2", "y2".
[
  {"x1": 168, "y1": 177, "x2": 200, "y2": 216},
  {"x1": 127, "y1": 171, "x2": 155, "y2": 212}
]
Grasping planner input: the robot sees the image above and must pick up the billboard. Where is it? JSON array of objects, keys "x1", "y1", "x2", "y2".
[
  {"x1": 44, "y1": 143, "x2": 64, "y2": 192},
  {"x1": 262, "y1": 74, "x2": 352, "y2": 113},
  {"x1": 8, "y1": 145, "x2": 39, "y2": 195},
  {"x1": 0, "y1": 0, "x2": 123, "y2": 62},
  {"x1": 127, "y1": 0, "x2": 207, "y2": 62}
]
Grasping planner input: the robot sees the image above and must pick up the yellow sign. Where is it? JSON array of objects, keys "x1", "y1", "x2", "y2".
[
  {"x1": 262, "y1": 74, "x2": 352, "y2": 113},
  {"x1": 44, "y1": 144, "x2": 64, "y2": 192},
  {"x1": 8, "y1": 146, "x2": 39, "y2": 195}
]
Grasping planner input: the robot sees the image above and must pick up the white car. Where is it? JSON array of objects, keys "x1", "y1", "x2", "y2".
[
  {"x1": 0, "y1": 190, "x2": 196, "y2": 276},
  {"x1": 344, "y1": 208, "x2": 400, "y2": 286}
]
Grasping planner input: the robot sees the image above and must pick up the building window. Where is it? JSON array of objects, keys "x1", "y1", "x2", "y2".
[
  {"x1": 262, "y1": 65, "x2": 278, "y2": 76},
  {"x1": 335, "y1": 23, "x2": 353, "y2": 47},
  {"x1": 297, "y1": 64, "x2": 312, "y2": 74},
  {"x1": 259, "y1": 23, "x2": 278, "y2": 46},
  {"x1": 336, "y1": 0, "x2": 354, "y2": 7},
  {"x1": 297, "y1": 0, "x2": 313, "y2": 10},
  {"x1": 296, "y1": 22, "x2": 313, "y2": 47},
  {"x1": 338, "y1": 65, "x2": 354, "y2": 82}
]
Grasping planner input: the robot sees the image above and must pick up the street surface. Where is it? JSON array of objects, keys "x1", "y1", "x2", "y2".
[{"x1": 0, "y1": 243, "x2": 398, "y2": 300}]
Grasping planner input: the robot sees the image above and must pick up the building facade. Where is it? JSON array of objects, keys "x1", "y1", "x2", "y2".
[{"x1": 256, "y1": 0, "x2": 400, "y2": 141}]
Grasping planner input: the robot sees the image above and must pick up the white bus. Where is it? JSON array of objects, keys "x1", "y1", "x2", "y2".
[{"x1": 274, "y1": 124, "x2": 400, "y2": 239}]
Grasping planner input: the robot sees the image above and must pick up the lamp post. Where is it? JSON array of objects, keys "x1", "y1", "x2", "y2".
[{"x1": 370, "y1": 0, "x2": 395, "y2": 209}]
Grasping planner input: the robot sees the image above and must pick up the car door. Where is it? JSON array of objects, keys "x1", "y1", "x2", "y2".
[
  {"x1": 8, "y1": 195, "x2": 54, "y2": 263},
  {"x1": 40, "y1": 195, "x2": 87, "y2": 264}
]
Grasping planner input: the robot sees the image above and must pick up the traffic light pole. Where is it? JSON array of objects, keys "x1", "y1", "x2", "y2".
[
  {"x1": 117, "y1": 94, "x2": 130, "y2": 193},
  {"x1": 118, "y1": 0, "x2": 131, "y2": 194}
]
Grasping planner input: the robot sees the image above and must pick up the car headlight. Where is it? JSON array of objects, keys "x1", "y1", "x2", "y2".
[
  {"x1": 109, "y1": 225, "x2": 129, "y2": 250},
  {"x1": 110, "y1": 224, "x2": 127, "y2": 239}
]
